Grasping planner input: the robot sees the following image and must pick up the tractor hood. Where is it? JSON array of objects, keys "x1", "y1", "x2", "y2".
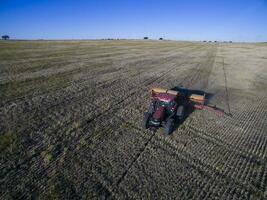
[{"x1": 152, "y1": 106, "x2": 165, "y2": 121}]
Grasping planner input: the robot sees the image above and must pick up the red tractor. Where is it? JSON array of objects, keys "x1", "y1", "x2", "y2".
[{"x1": 143, "y1": 88, "x2": 206, "y2": 134}]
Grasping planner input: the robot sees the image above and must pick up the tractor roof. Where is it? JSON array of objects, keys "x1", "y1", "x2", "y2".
[{"x1": 154, "y1": 93, "x2": 176, "y2": 103}]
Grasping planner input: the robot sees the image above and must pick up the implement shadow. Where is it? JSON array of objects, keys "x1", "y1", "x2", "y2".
[{"x1": 170, "y1": 87, "x2": 215, "y2": 133}]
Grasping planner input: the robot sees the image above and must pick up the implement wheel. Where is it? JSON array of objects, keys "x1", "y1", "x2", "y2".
[
  {"x1": 176, "y1": 105, "x2": 185, "y2": 120},
  {"x1": 165, "y1": 118, "x2": 174, "y2": 135}
]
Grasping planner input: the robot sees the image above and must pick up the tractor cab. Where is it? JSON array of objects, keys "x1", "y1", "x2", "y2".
[
  {"x1": 149, "y1": 93, "x2": 177, "y2": 127},
  {"x1": 151, "y1": 93, "x2": 177, "y2": 116}
]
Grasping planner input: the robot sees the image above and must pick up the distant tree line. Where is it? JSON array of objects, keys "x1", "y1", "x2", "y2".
[
  {"x1": 203, "y1": 40, "x2": 233, "y2": 43},
  {"x1": 2, "y1": 35, "x2": 10, "y2": 40},
  {"x1": 144, "y1": 37, "x2": 164, "y2": 40},
  {"x1": 100, "y1": 37, "x2": 165, "y2": 41}
]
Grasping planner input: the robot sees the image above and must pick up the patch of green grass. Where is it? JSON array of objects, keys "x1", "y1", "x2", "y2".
[
  {"x1": 43, "y1": 152, "x2": 53, "y2": 165},
  {"x1": 41, "y1": 144, "x2": 54, "y2": 165}
]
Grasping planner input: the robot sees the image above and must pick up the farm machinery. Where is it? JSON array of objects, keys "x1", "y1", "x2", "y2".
[{"x1": 143, "y1": 87, "x2": 224, "y2": 134}]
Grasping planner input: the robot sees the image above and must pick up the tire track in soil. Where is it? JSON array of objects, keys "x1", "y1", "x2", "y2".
[
  {"x1": 175, "y1": 45, "x2": 217, "y2": 90},
  {"x1": 115, "y1": 130, "x2": 156, "y2": 186},
  {"x1": 222, "y1": 57, "x2": 231, "y2": 115},
  {"x1": 105, "y1": 45, "x2": 218, "y2": 191}
]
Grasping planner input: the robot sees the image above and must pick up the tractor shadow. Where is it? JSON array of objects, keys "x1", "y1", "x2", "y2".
[{"x1": 170, "y1": 87, "x2": 215, "y2": 133}]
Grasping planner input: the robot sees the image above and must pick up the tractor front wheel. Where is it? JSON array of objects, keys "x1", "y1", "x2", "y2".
[
  {"x1": 165, "y1": 118, "x2": 174, "y2": 135},
  {"x1": 143, "y1": 112, "x2": 150, "y2": 129}
]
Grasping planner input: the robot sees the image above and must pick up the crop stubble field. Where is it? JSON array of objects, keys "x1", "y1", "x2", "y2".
[{"x1": 0, "y1": 40, "x2": 266, "y2": 199}]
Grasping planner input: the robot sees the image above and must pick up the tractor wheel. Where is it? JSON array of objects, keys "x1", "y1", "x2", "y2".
[
  {"x1": 165, "y1": 118, "x2": 174, "y2": 135},
  {"x1": 143, "y1": 112, "x2": 150, "y2": 129},
  {"x1": 176, "y1": 105, "x2": 185, "y2": 120}
]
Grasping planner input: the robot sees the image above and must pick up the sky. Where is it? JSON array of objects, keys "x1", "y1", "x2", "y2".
[{"x1": 0, "y1": 0, "x2": 267, "y2": 42}]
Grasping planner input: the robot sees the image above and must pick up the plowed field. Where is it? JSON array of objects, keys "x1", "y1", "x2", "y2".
[{"x1": 0, "y1": 40, "x2": 266, "y2": 199}]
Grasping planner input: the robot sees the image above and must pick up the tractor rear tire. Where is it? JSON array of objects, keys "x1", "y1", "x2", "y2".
[
  {"x1": 165, "y1": 118, "x2": 174, "y2": 135},
  {"x1": 143, "y1": 112, "x2": 150, "y2": 129},
  {"x1": 176, "y1": 105, "x2": 185, "y2": 120}
]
